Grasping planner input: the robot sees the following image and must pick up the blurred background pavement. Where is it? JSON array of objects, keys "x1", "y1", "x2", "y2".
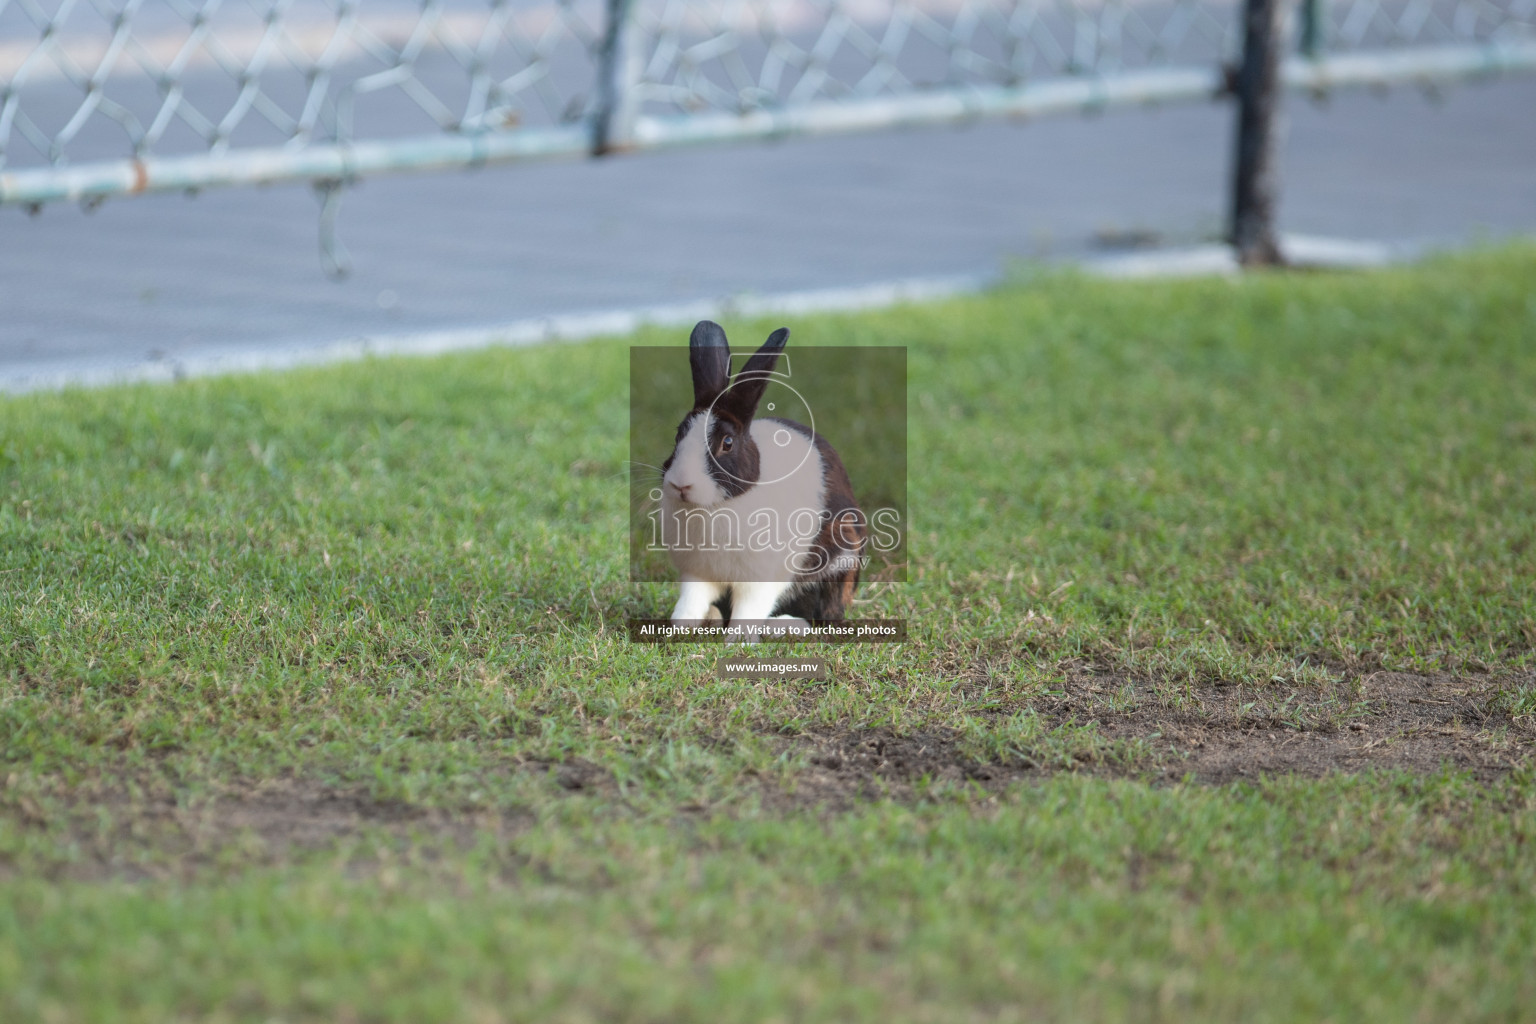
[{"x1": 2, "y1": 74, "x2": 1533, "y2": 386}]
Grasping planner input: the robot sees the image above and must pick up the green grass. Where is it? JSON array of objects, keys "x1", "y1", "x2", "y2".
[
  {"x1": 8, "y1": 772, "x2": 1535, "y2": 1023},
  {"x1": 2, "y1": 245, "x2": 1535, "y2": 1021}
]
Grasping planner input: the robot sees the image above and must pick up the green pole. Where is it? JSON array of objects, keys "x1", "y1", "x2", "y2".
[{"x1": 1300, "y1": 0, "x2": 1325, "y2": 59}]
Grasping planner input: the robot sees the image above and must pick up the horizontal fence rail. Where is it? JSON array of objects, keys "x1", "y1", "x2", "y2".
[{"x1": 1, "y1": 0, "x2": 1533, "y2": 207}]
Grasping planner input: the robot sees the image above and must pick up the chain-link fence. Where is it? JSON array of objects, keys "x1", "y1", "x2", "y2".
[{"x1": 1, "y1": 0, "x2": 1532, "y2": 207}]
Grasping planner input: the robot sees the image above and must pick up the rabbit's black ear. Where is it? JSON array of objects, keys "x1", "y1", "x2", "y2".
[
  {"x1": 690, "y1": 320, "x2": 731, "y2": 407},
  {"x1": 723, "y1": 328, "x2": 789, "y2": 420}
]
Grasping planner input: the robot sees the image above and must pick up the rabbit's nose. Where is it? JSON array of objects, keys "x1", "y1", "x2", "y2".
[{"x1": 670, "y1": 481, "x2": 692, "y2": 501}]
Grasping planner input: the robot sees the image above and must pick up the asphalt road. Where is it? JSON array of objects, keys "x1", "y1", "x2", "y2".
[{"x1": 2, "y1": 74, "x2": 1533, "y2": 383}]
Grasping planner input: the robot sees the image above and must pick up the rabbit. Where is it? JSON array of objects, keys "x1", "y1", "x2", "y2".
[{"x1": 659, "y1": 320, "x2": 867, "y2": 638}]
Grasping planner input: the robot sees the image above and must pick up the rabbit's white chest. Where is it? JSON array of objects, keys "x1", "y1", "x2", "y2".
[{"x1": 663, "y1": 419, "x2": 826, "y2": 584}]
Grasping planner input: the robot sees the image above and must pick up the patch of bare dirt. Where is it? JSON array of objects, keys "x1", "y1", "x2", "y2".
[
  {"x1": 769, "y1": 729, "x2": 1038, "y2": 811},
  {"x1": 770, "y1": 671, "x2": 1534, "y2": 809},
  {"x1": 4, "y1": 673, "x2": 1530, "y2": 874},
  {"x1": 3, "y1": 777, "x2": 532, "y2": 882},
  {"x1": 527, "y1": 756, "x2": 616, "y2": 795},
  {"x1": 1099, "y1": 671, "x2": 1530, "y2": 785}
]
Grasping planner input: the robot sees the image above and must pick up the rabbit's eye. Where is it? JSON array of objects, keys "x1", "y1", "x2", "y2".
[{"x1": 720, "y1": 435, "x2": 734, "y2": 453}]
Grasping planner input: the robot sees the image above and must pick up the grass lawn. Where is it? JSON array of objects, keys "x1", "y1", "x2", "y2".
[{"x1": 1, "y1": 245, "x2": 1534, "y2": 1022}]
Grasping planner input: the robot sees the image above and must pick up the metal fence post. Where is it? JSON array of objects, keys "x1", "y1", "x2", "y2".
[
  {"x1": 1229, "y1": 0, "x2": 1286, "y2": 266},
  {"x1": 593, "y1": 0, "x2": 641, "y2": 156},
  {"x1": 1299, "y1": 0, "x2": 1325, "y2": 60}
]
